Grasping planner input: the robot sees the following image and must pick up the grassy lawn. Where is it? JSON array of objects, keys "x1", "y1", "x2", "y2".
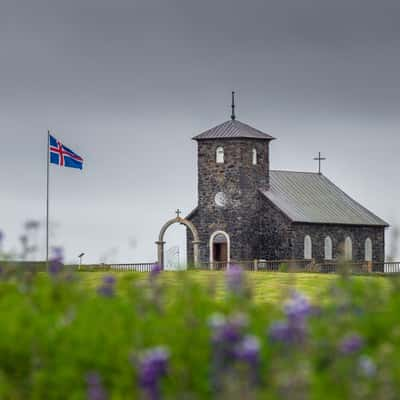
[{"x1": 77, "y1": 270, "x2": 390, "y2": 304}]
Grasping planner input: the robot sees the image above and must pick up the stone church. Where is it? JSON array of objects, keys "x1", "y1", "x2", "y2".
[{"x1": 186, "y1": 97, "x2": 388, "y2": 265}]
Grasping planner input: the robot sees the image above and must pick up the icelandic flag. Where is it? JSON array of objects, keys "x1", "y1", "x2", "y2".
[{"x1": 49, "y1": 135, "x2": 83, "y2": 170}]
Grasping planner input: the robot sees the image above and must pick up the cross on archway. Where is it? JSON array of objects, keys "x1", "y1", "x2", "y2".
[
  {"x1": 175, "y1": 209, "x2": 181, "y2": 218},
  {"x1": 313, "y1": 152, "x2": 326, "y2": 174}
]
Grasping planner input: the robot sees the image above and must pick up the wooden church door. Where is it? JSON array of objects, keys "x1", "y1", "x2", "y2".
[
  {"x1": 212, "y1": 232, "x2": 229, "y2": 269},
  {"x1": 213, "y1": 242, "x2": 227, "y2": 262}
]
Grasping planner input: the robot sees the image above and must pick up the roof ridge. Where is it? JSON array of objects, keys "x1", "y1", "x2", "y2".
[{"x1": 271, "y1": 169, "x2": 322, "y2": 175}]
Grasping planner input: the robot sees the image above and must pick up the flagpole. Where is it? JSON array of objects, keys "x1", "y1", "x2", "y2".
[{"x1": 46, "y1": 130, "x2": 50, "y2": 269}]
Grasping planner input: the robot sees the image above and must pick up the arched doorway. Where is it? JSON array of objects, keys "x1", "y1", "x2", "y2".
[
  {"x1": 209, "y1": 230, "x2": 230, "y2": 268},
  {"x1": 156, "y1": 210, "x2": 200, "y2": 269}
]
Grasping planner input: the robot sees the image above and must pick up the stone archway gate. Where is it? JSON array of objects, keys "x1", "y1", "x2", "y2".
[{"x1": 156, "y1": 211, "x2": 200, "y2": 268}]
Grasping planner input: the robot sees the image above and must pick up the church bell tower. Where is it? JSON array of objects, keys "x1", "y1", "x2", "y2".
[{"x1": 187, "y1": 93, "x2": 275, "y2": 264}]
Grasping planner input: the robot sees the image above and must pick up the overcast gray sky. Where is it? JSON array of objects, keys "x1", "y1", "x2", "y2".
[{"x1": 1, "y1": 0, "x2": 399, "y2": 263}]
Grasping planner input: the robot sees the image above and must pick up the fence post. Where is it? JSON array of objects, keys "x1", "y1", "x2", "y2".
[
  {"x1": 253, "y1": 259, "x2": 258, "y2": 271},
  {"x1": 367, "y1": 262, "x2": 372, "y2": 273}
]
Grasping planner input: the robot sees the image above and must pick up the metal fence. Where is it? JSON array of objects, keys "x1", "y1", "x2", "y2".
[
  {"x1": 3, "y1": 260, "x2": 400, "y2": 274},
  {"x1": 83, "y1": 260, "x2": 400, "y2": 274},
  {"x1": 108, "y1": 263, "x2": 156, "y2": 272},
  {"x1": 383, "y1": 262, "x2": 400, "y2": 273},
  {"x1": 196, "y1": 260, "x2": 400, "y2": 274},
  {"x1": 198, "y1": 259, "x2": 313, "y2": 271}
]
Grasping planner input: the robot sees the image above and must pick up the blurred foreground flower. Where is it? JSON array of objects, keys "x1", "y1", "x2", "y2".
[
  {"x1": 25, "y1": 220, "x2": 40, "y2": 231},
  {"x1": 209, "y1": 312, "x2": 261, "y2": 389},
  {"x1": 210, "y1": 312, "x2": 248, "y2": 345},
  {"x1": 49, "y1": 260, "x2": 63, "y2": 277},
  {"x1": 150, "y1": 264, "x2": 163, "y2": 280},
  {"x1": 86, "y1": 372, "x2": 107, "y2": 400},
  {"x1": 284, "y1": 291, "x2": 311, "y2": 320},
  {"x1": 339, "y1": 333, "x2": 364, "y2": 354},
  {"x1": 51, "y1": 246, "x2": 64, "y2": 262},
  {"x1": 234, "y1": 334, "x2": 260, "y2": 366},
  {"x1": 136, "y1": 347, "x2": 169, "y2": 400},
  {"x1": 97, "y1": 276, "x2": 116, "y2": 297},
  {"x1": 358, "y1": 355, "x2": 376, "y2": 377},
  {"x1": 48, "y1": 247, "x2": 65, "y2": 278},
  {"x1": 269, "y1": 291, "x2": 311, "y2": 345},
  {"x1": 225, "y1": 265, "x2": 245, "y2": 294}
]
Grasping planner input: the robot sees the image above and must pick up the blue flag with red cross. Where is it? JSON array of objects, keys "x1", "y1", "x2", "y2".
[{"x1": 49, "y1": 135, "x2": 83, "y2": 170}]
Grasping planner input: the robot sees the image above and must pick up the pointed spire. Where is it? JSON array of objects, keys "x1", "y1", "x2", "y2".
[{"x1": 231, "y1": 91, "x2": 236, "y2": 120}]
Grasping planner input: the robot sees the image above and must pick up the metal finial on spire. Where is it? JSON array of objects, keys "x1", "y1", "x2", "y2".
[{"x1": 231, "y1": 91, "x2": 236, "y2": 120}]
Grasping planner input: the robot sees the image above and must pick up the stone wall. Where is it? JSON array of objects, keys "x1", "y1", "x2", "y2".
[
  {"x1": 187, "y1": 138, "x2": 272, "y2": 263},
  {"x1": 188, "y1": 194, "x2": 386, "y2": 264},
  {"x1": 290, "y1": 223, "x2": 385, "y2": 263},
  {"x1": 258, "y1": 194, "x2": 294, "y2": 260}
]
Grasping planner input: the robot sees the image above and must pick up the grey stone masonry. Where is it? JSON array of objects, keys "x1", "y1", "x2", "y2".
[
  {"x1": 289, "y1": 223, "x2": 385, "y2": 263},
  {"x1": 187, "y1": 138, "x2": 272, "y2": 263}
]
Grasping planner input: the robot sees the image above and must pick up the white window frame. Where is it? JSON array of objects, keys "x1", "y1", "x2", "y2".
[
  {"x1": 344, "y1": 236, "x2": 353, "y2": 261},
  {"x1": 304, "y1": 235, "x2": 312, "y2": 260},
  {"x1": 252, "y1": 148, "x2": 257, "y2": 165},
  {"x1": 365, "y1": 238, "x2": 373, "y2": 262},
  {"x1": 216, "y1": 147, "x2": 224, "y2": 164},
  {"x1": 324, "y1": 236, "x2": 333, "y2": 260}
]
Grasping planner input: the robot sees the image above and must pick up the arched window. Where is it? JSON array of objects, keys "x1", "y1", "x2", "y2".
[
  {"x1": 324, "y1": 236, "x2": 333, "y2": 260},
  {"x1": 365, "y1": 238, "x2": 373, "y2": 262},
  {"x1": 304, "y1": 235, "x2": 312, "y2": 259},
  {"x1": 344, "y1": 236, "x2": 352, "y2": 261},
  {"x1": 216, "y1": 147, "x2": 224, "y2": 164},
  {"x1": 252, "y1": 148, "x2": 257, "y2": 165}
]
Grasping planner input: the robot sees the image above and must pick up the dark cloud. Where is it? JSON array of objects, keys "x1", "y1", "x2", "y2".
[{"x1": 1, "y1": 0, "x2": 399, "y2": 262}]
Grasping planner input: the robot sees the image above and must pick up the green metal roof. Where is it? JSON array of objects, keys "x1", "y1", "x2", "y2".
[{"x1": 261, "y1": 171, "x2": 388, "y2": 226}]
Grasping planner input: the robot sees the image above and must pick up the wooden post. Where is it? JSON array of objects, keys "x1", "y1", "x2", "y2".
[{"x1": 253, "y1": 259, "x2": 258, "y2": 271}]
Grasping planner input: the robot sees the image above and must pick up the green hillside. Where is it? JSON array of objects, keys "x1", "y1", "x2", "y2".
[{"x1": 78, "y1": 270, "x2": 389, "y2": 303}]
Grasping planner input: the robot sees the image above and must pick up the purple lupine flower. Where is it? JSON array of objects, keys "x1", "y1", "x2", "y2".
[
  {"x1": 137, "y1": 347, "x2": 169, "y2": 400},
  {"x1": 269, "y1": 320, "x2": 291, "y2": 343},
  {"x1": 269, "y1": 291, "x2": 311, "y2": 345},
  {"x1": 210, "y1": 313, "x2": 248, "y2": 344},
  {"x1": 269, "y1": 318, "x2": 307, "y2": 345},
  {"x1": 225, "y1": 265, "x2": 245, "y2": 293},
  {"x1": 284, "y1": 291, "x2": 311, "y2": 321},
  {"x1": 339, "y1": 333, "x2": 364, "y2": 354},
  {"x1": 358, "y1": 355, "x2": 376, "y2": 377},
  {"x1": 97, "y1": 275, "x2": 116, "y2": 297},
  {"x1": 150, "y1": 264, "x2": 163, "y2": 279},
  {"x1": 86, "y1": 372, "x2": 107, "y2": 400},
  {"x1": 235, "y1": 335, "x2": 261, "y2": 365},
  {"x1": 49, "y1": 259, "x2": 63, "y2": 277},
  {"x1": 51, "y1": 246, "x2": 64, "y2": 262},
  {"x1": 48, "y1": 247, "x2": 65, "y2": 278}
]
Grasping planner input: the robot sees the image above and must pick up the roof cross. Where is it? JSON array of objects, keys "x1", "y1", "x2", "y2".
[
  {"x1": 175, "y1": 209, "x2": 181, "y2": 218},
  {"x1": 313, "y1": 152, "x2": 326, "y2": 174}
]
